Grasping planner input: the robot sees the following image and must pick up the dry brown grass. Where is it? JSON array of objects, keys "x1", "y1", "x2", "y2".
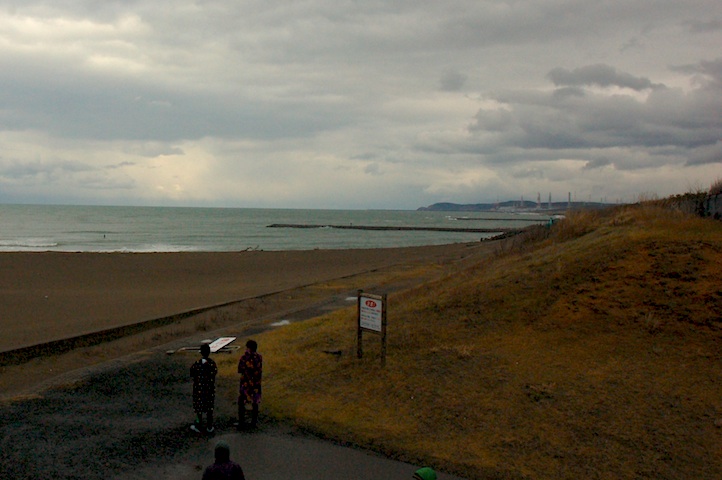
[
  {"x1": 216, "y1": 204, "x2": 722, "y2": 479},
  {"x1": 710, "y1": 178, "x2": 722, "y2": 196}
]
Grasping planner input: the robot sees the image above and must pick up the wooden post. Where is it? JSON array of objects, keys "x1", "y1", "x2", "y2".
[
  {"x1": 357, "y1": 289, "x2": 363, "y2": 359},
  {"x1": 381, "y1": 293, "x2": 387, "y2": 367}
]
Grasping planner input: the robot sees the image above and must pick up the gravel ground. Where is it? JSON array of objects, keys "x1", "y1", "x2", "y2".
[{"x1": 1, "y1": 355, "x2": 197, "y2": 479}]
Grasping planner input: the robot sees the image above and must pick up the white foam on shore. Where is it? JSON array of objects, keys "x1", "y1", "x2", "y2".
[{"x1": 0, "y1": 238, "x2": 59, "y2": 250}]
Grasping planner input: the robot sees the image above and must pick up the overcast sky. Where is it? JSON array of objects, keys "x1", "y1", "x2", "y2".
[{"x1": 0, "y1": 1, "x2": 720, "y2": 209}]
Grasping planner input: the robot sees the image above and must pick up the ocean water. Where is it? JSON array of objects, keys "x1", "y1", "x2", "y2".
[{"x1": 0, "y1": 204, "x2": 550, "y2": 252}]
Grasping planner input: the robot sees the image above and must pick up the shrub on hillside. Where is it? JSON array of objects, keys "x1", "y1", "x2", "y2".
[
  {"x1": 550, "y1": 209, "x2": 601, "y2": 242},
  {"x1": 659, "y1": 191, "x2": 707, "y2": 216},
  {"x1": 494, "y1": 224, "x2": 550, "y2": 256},
  {"x1": 710, "y1": 178, "x2": 722, "y2": 196}
]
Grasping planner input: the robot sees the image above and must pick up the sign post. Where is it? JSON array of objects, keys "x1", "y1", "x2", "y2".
[{"x1": 357, "y1": 290, "x2": 387, "y2": 367}]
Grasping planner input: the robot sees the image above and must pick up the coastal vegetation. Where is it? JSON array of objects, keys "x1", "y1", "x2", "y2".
[{"x1": 215, "y1": 200, "x2": 722, "y2": 479}]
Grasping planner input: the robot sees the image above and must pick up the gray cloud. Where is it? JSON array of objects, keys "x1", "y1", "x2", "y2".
[
  {"x1": 466, "y1": 61, "x2": 722, "y2": 158},
  {"x1": 547, "y1": 64, "x2": 664, "y2": 91},
  {"x1": 685, "y1": 142, "x2": 722, "y2": 166},
  {"x1": 0, "y1": 1, "x2": 720, "y2": 208},
  {"x1": 439, "y1": 70, "x2": 468, "y2": 92},
  {"x1": 584, "y1": 158, "x2": 613, "y2": 170},
  {"x1": 671, "y1": 58, "x2": 722, "y2": 88},
  {"x1": 0, "y1": 159, "x2": 98, "y2": 191},
  {"x1": 682, "y1": 19, "x2": 722, "y2": 34}
]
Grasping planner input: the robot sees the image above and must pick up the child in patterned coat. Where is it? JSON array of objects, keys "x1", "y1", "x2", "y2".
[
  {"x1": 236, "y1": 340, "x2": 262, "y2": 429},
  {"x1": 190, "y1": 343, "x2": 218, "y2": 434}
]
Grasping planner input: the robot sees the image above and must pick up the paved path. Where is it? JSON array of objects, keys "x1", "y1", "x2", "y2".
[
  {"x1": 117, "y1": 427, "x2": 466, "y2": 480},
  {"x1": 2, "y1": 348, "x2": 467, "y2": 480},
  {"x1": 2, "y1": 327, "x2": 468, "y2": 480}
]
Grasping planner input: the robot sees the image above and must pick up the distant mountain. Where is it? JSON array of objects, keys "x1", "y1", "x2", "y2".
[{"x1": 417, "y1": 201, "x2": 609, "y2": 212}]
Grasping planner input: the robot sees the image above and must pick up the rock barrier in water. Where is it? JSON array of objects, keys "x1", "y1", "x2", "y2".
[{"x1": 267, "y1": 223, "x2": 519, "y2": 233}]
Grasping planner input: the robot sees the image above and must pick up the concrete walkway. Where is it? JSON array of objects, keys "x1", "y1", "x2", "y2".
[{"x1": 115, "y1": 426, "x2": 466, "y2": 480}]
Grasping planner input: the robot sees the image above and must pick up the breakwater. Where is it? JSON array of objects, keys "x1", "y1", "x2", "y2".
[
  {"x1": 452, "y1": 216, "x2": 550, "y2": 222},
  {"x1": 267, "y1": 223, "x2": 518, "y2": 233}
]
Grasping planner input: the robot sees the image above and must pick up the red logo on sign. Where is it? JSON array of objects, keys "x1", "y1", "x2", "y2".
[{"x1": 365, "y1": 300, "x2": 377, "y2": 308}]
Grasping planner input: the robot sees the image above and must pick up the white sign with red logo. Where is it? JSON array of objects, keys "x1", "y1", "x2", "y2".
[{"x1": 359, "y1": 296, "x2": 383, "y2": 332}]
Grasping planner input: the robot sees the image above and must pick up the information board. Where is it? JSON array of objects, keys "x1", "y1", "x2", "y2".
[
  {"x1": 357, "y1": 290, "x2": 387, "y2": 366},
  {"x1": 359, "y1": 296, "x2": 383, "y2": 332}
]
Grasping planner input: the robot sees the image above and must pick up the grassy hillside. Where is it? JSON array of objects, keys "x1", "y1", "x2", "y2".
[{"x1": 215, "y1": 204, "x2": 722, "y2": 479}]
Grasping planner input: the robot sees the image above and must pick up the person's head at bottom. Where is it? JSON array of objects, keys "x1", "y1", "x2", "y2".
[
  {"x1": 413, "y1": 467, "x2": 437, "y2": 480},
  {"x1": 215, "y1": 441, "x2": 231, "y2": 463}
]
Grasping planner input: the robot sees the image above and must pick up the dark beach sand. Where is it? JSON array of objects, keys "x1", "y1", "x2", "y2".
[{"x1": 0, "y1": 243, "x2": 491, "y2": 353}]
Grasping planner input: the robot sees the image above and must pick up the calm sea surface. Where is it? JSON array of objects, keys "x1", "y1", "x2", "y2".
[{"x1": 0, "y1": 204, "x2": 550, "y2": 252}]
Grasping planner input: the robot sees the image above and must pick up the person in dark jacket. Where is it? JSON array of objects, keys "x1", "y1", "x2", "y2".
[
  {"x1": 236, "y1": 339, "x2": 262, "y2": 429},
  {"x1": 191, "y1": 343, "x2": 218, "y2": 434},
  {"x1": 201, "y1": 441, "x2": 246, "y2": 480}
]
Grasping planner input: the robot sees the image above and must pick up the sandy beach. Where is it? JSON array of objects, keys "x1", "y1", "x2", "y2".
[{"x1": 0, "y1": 243, "x2": 489, "y2": 353}]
